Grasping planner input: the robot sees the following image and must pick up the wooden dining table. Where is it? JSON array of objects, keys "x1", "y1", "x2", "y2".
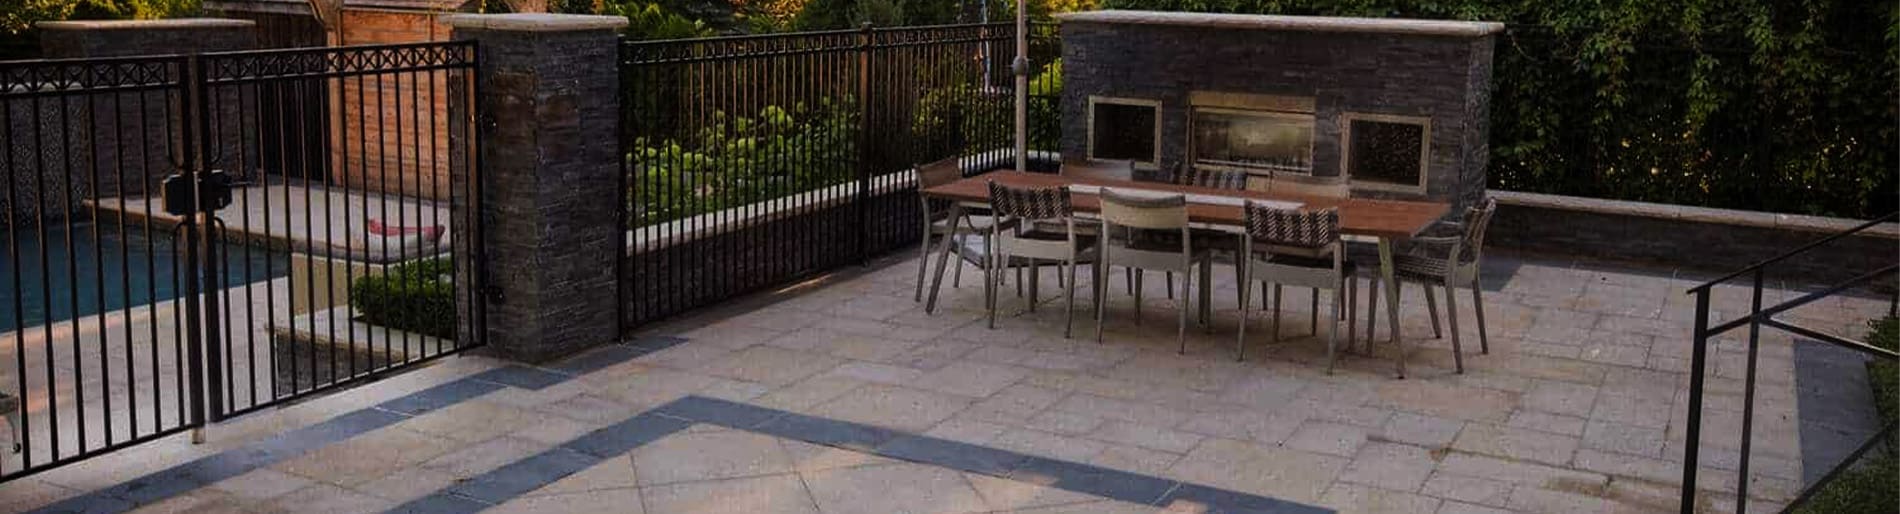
[{"x1": 920, "y1": 170, "x2": 1451, "y2": 377}]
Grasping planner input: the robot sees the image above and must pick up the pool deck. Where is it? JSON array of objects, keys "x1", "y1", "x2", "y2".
[{"x1": 86, "y1": 181, "x2": 451, "y2": 265}]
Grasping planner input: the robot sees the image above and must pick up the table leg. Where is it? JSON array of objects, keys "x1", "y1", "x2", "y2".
[
  {"x1": 1379, "y1": 238, "x2": 1405, "y2": 379},
  {"x1": 924, "y1": 203, "x2": 966, "y2": 314}
]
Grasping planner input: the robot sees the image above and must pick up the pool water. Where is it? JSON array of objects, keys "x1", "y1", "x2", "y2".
[{"x1": 0, "y1": 222, "x2": 286, "y2": 333}]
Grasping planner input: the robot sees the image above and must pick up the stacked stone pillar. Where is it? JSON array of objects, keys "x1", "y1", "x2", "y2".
[{"x1": 446, "y1": 14, "x2": 627, "y2": 362}]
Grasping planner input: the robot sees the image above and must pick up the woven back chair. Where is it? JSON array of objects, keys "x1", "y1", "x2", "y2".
[{"x1": 1236, "y1": 203, "x2": 1356, "y2": 368}]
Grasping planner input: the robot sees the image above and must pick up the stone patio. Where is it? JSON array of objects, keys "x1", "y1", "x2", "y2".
[{"x1": 0, "y1": 249, "x2": 1889, "y2": 514}]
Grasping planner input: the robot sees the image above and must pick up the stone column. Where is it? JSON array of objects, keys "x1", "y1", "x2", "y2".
[
  {"x1": 447, "y1": 14, "x2": 627, "y2": 362},
  {"x1": 23, "y1": 19, "x2": 257, "y2": 218}
]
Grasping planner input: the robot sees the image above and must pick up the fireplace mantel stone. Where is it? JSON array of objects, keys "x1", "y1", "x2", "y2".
[{"x1": 1055, "y1": 10, "x2": 1498, "y2": 209}]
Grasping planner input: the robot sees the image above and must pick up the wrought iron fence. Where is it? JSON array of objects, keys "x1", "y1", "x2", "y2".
[
  {"x1": 0, "y1": 41, "x2": 483, "y2": 482},
  {"x1": 617, "y1": 22, "x2": 1060, "y2": 330}
]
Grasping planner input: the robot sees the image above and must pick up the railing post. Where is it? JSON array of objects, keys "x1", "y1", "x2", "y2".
[
  {"x1": 855, "y1": 22, "x2": 873, "y2": 265},
  {"x1": 1734, "y1": 268, "x2": 1765, "y2": 513},
  {"x1": 1680, "y1": 288, "x2": 1711, "y2": 514}
]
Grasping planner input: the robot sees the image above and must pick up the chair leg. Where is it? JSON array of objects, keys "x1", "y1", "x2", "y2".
[
  {"x1": 1271, "y1": 284, "x2": 1283, "y2": 344},
  {"x1": 1424, "y1": 282, "x2": 1443, "y2": 338},
  {"x1": 1308, "y1": 287, "x2": 1319, "y2": 336},
  {"x1": 1260, "y1": 282, "x2": 1270, "y2": 312},
  {"x1": 1236, "y1": 272, "x2": 1250, "y2": 361},
  {"x1": 1347, "y1": 276, "x2": 1359, "y2": 350},
  {"x1": 1166, "y1": 271, "x2": 1175, "y2": 299},
  {"x1": 5, "y1": 406, "x2": 18, "y2": 453},
  {"x1": 1365, "y1": 278, "x2": 1379, "y2": 342},
  {"x1": 1444, "y1": 279, "x2": 1465, "y2": 374},
  {"x1": 1326, "y1": 279, "x2": 1343, "y2": 375},
  {"x1": 1095, "y1": 261, "x2": 1108, "y2": 343},
  {"x1": 952, "y1": 233, "x2": 965, "y2": 288},
  {"x1": 1134, "y1": 270, "x2": 1145, "y2": 326},
  {"x1": 914, "y1": 229, "x2": 931, "y2": 302},
  {"x1": 987, "y1": 239, "x2": 1001, "y2": 330},
  {"x1": 1028, "y1": 260, "x2": 1040, "y2": 313},
  {"x1": 925, "y1": 228, "x2": 959, "y2": 314},
  {"x1": 1199, "y1": 261, "x2": 1213, "y2": 332},
  {"x1": 1472, "y1": 282, "x2": 1491, "y2": 354},
  {"x1": 1125, "y1": 267, "x2": 1134, "y2": 296},
  {"x1": 1064, "y1": 260, "x2": 1078, "y2": 338},
  {"x1": 1177, "y1": 270, "x2": 1189, "y2": 354}
]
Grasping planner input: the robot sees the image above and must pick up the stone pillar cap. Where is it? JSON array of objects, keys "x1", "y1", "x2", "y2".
[
  {"x1": 37, "y1": 18, "x2": 255, "y2": 30},
  {"x1": 443, "y1": 13, "x2": 629, "y2": 32},
  {"x1": 1055, "y1": 10, "x2": 1504, "y2": 37}
]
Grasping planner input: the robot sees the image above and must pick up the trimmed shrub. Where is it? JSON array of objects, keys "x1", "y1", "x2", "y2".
[{"x1": 349, "y1": 257, "x2": 455, "y2": 340}]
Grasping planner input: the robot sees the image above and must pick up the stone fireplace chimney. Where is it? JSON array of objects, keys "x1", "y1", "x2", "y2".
[{"x1": 1054, "y1": 10, "x2": 1502, "y2": 208}]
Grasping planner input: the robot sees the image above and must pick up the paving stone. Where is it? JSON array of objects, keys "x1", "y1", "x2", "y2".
[
  {"x1": 1340, "y1": 442, "x2": 1437, "y2": 492},
  {"x1": 641, "y1": 474, "x2": 819, "y2": 514},
  {"x1": 810, "y1": 384, "x2": 975, "y2": 431},
  {"x1": 1450, "y1": 423, "x2": 1579, "y2": 467},
  {"x1": 803, "y1": 462, "x2": 987, "y2": 514},
  {"x1": 1024, "y1": 411, "x2": 1106, "y2": 436},
  {"x1": 1522, "y1": 380, "x2": 1599, "y2": 418},
  {"x1": 695, "y1": 345, "x2": 845, "y2": 386},
  {"x1": 1285, "y1": 421, "x2": 1370, "y2": 457},
  {"x1": 206, "y1": 468, "x2": 313, "y2": 501},
  {"x1": 913, "y1": 361, "x2": 1033, "y2": 398},
  {"x1": 923, "y1": 418, "x2": 1012, "y2": 445},
  {"x1": 753, "y1": 376, "x2": 866, "y2": 411},
  {"x1": 1581, "y1": 420, "x2": 1666, "y2": 458},
  {"x1": 273, "y1": 428, "x2": 460, "y2": 487},
  {"x1": 1370, "y1": 381, "x2": 1518, "y2": 423},
  {"x1": 1318, "y1": 482, "x2": 1444, "y2": 514},
  {"x1": 825, "y1": 361, "x2": 930, "y2": 385},
  {"x1": 265, "y1": 484, "x2": 395, "y2": 514},
  {"x1": 1166, "y1": 438, "x2": 1346, "y2": 504},
  {"x1": 353, "y1": 467, "x2": 461, "y2": 504},
  {"x1": 1436, "y1": 500, "x2": 1515, "y2": 514},
  {"x1": 1088, "y1": 445, "x2": 1183, "y2": 476},
  {"x1": 1375, "y1": 412, "x2": 1463, "y2": 447},
  {"x1": 1435, "y1": 453, "x2": 1607, "y2": 488},
  {"x1": 780, "y1": 439, "x2": 899, "y2": 472},
  {"x1": 1419, "y1": 472, "x2": 1512, "y2": 507},
  {"x1": 421, "y1": 437, "x2": 550, "y2": 479},
  {"x1": 1591, "y1": 393, "x2": 1673, "y2": 429},
  {"x1": 1085, "y1": 421, "x2": 1204, "y2": 454},
  {"x1": 963, "y1": 472, "x2": 1098, "y2": 511},
  {"x1": 1505, "y1": 411, "x2": 1588, "y2": 437},
  {"x1": 488, "y1": 487, "x2": 645, "y2": 514},
  {"x1": 631, "y1": 430, "x2": 795, "y2": 485},
  {"x1": 527, "y1": 455, "x2": 638, "y2": 496},
  {"x1": 396, "y1": 400, "x2": 540, "y2": 443},
  {"x1": 988, "y1": 428, "x2": 1109, "y2": 463}
]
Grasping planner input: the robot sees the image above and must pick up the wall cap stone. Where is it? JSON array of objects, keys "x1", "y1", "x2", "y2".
[
  {"x1": 1055, "y1": 10, "x2": 1504, "y2": 37},
  {"x1": 1491, "y1": 189, "x2": 1899, "y2": 238},
  {"x1": 442, "y1": 13, "x2": 627, "y2": 32},
  {"x1": 37, "y1": 18, "x2": 255, "y2": 30}
]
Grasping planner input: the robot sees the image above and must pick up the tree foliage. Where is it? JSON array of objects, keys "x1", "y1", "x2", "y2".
[
  {"x1": 608, "y1": 1, "x2": 719, "y2": 39},
  {"x1": 1100, "y1": 0, "x2": 1898, "y2": 217}
]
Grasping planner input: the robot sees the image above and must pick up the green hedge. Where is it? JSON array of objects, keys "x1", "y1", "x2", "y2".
[
  {"x1": 1791, "y1": 316, "x2": 1897, "y2": 514},
  {"x1": 349, "y1": 257, "x2": 455, "y2": 340}
]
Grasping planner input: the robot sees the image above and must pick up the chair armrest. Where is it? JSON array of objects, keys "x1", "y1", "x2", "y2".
[{"x1": 1408, "y1": 235, "x2": 1463, "y2": 246}]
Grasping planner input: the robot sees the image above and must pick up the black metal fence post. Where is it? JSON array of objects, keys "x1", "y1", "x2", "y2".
[
  {"x1": 178, "y1": 53, "x2": 211, "y2": 442},
  {"x1": 1734, "y1": 269, "x2": 1764, "y2": 514},
  {"x1": 1680, "y1": 289, "x2": 1711, "y2": 514},
  {"x1": 855, "y1": 22, "x2": 874, "y2": 265}
]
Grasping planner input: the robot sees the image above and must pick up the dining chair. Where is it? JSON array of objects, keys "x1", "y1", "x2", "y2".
[
  {"x1": 1263, "y1": 174, "x2": 1355, "y2": 334},
  {"x1": 1175, "y1": 166, "x2": 1249, "y2": 191},
  {"x1": 913, "y1": 157, "x2": 992, "y2": 305},
  {"x1": 2, "y1": 390, "x2": 19, "y2": 453},
  {"x1": 1371, "y1": 197, "x2": 1497, "y2": 374},
  {"x1": 1235, "y1": 204, "x2": 1357, "y2": 370},
  {"x1": 985, "y1": 181, "x2": 1099, "y2": 338},
  {"x1": 1094, "y1": 188, "x2": 1213, "y2": 352}
]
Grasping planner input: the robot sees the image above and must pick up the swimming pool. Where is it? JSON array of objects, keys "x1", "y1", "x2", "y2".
[{"x1": 0, "y1": 221, "x2": 286, "y2": 333}]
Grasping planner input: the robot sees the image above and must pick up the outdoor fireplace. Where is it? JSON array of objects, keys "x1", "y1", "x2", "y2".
[
  {"x1": 1055, "y1": 10, "x2": 1501, "y2": 207},
  {"x1": 1186, "y1": 92, "x2": 1315, "y2": 176}
]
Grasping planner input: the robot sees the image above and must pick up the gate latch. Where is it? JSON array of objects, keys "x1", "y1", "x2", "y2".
[{"x1": 161, "y1": 170, "x2": 237, "y2": 216}]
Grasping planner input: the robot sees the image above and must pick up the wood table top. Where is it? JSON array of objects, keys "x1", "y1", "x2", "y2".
[{"x1": 922, "y1": 170, "x2": 1452, "y2": 241}]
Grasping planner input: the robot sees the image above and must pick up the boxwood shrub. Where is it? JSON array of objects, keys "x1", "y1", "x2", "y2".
[{"x1": 349, "y1": 257, "x2": 455, "y2": 340}]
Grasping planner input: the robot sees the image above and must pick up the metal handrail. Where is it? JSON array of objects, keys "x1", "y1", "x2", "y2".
[
  {"x1": 1686, "y1": 212, "x2": 1898, "y2": 293},
  {"x1": 1678, "y1": 212, "x2": 1900, "y2": 514}
]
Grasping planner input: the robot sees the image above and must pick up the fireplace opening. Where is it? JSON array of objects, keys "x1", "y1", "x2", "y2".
[
  {"x1": 1087, "y1": 96, "x2": 1160, "y2": 167},
  {"x1": 1187, "y1": 92, "x2": 1316, "y2": 176},
  {"x1": 1341, "y1": 113, "x2": 1430, "y2": 192}
]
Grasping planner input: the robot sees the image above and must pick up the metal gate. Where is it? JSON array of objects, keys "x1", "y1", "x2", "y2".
[{"x1": 0, "y1": 41, "x2": 483, "y2": 482}]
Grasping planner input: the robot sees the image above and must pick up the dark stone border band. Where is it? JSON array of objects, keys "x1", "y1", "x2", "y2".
[
  {"x1": 390, "y1": 396, "x2": 1332, "y2": 514},
  {"x1": 25, "y1": 336, "x2": 688, "y2": 514}
]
